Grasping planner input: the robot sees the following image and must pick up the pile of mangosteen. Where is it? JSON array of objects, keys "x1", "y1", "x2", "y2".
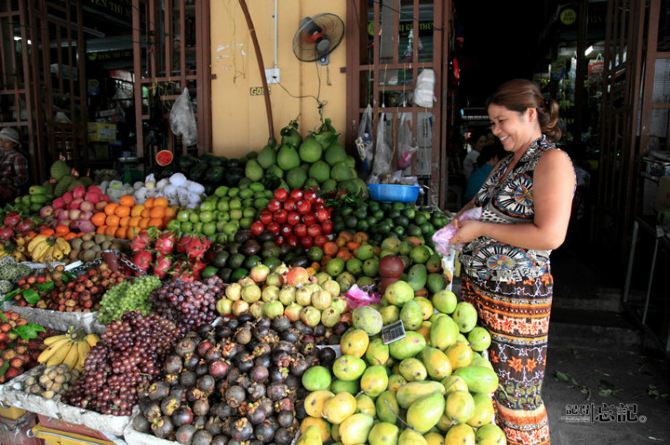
[{"x1": 133, "y1": 313, "x2": 337, "y2": 445}]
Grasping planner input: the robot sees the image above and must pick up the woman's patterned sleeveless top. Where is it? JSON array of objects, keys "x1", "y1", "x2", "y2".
[{"x1": 460, "y1": 135, "x2": 559, "y2": 283}]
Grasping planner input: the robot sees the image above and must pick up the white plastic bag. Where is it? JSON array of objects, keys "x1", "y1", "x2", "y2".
[
  {"x1": 169, "y1": 87, "x2": 197, "y2": 146},
  {"x1": 397, "y1": 113, "x2": 417, "y2": 169},
  {"x1": 413, "y1": 69, "x2": 435, "y2": 108},
  {"x1": 355, "y1": 105, "x2": 374, "y2": 165},
  {"x1": 372, "y1": 108, "x2": 392, "y2": 176}
]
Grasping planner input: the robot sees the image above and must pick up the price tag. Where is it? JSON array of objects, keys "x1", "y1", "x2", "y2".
[{"x1": 382, "y1": 320, "x2": 406, "y2": 345}]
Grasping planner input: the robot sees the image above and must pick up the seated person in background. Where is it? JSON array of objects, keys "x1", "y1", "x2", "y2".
[
  {"x1": 464, "y1": 141, "x2": 506, "y2": 202},
  {"x1": 0, "y1": 128, "x2": 28, "y2": 205},
  {"x1": 463, "y1": 131, "x2": 494, "y2": 178}
]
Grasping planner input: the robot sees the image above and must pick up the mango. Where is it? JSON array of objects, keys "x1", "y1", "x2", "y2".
[
  {"x1": 466, "y1": 393, "x2": 495, "y2": 428},
  {"x1": 300, "y1": 417, "x2": 331, "y2": 442},
  {"x1": 355, "y1": 394, "x2": 376, "y2": 417},
  {"x1": 445, "y1": 391, "x2": 475, "y2": 423},
  {"x1": 470, "y1": 353, "x2": 494, "y2": 370},
  {"x1": 400, "y1": 300, "x2": 424, "y2": 330},
  {"x1": 366, "y1": 338, "x2": 390, "y2": 366},
  {"x1": 331, "y1": 424, "x2": 340, "y2": 442},
  {"x1": 389, "y1": 331, "x2": 426, "y2": 360},
  {"x1": 333, "y1": 355, "x2": 367, "y2": 381},
  {"x1": 475, "y1": 424, "x2": 507, "y2": 445},
  {"x1": 432, "y1": 290, "x2": 458, "y2": 315},
  {"x1": 421, "y1": 346, "x2": 453, "y2": 380},
  {"x1": 360, "y1": 365, "x2": 389, "y2": 397},
  {"x1": 341, "y1": 328, "x2": 370, "y2": 358},
  {"x1": 441, "y1": 375, "x2": 469, "y2": 394},
  {"x1": 437, "y1": 413, "x2": 456, "y2": 432},
  {"x1": 302, "y1": 366, "x2": 332, "y2": 391},
  {"x1": 444, "y1": 423, "x2": 475, "y2": 445},
  {"x1": 426, "y1": 273, "x2": 447, "y2": 293},
  {"x1": 414, "y1": 297, "x2": 434, "y2": 320},
  {"x1": 467, "y1": 326, "x2": 492, "y2": 352},
  {"x1": 407, "y1": 392, "x2": 446, "y2": 433},
  {"x1": 376, "y1": 390, "x2": 400, "y2": 423},
  {"x1": 452, "y1": 302, "x2": 478, "y2": 333},
  {"x1": 352, "y1": 305, "x2": 384, "y2": 335},
  {"x1": 424, "y1": 432, "x2": 445, "y2": 445},
  {"x1": 297, "y1": 425, "x2": 322, "y2": 445},
  {"x1": 446, "y1": 342, "x2": 474, "y2": 369},
  {"x1": 430, "y1": 315, "x2": 459, "y2": 350},
  {"x1": 399, "y1": 358, "x2": 428, "y2": 382},
  {"x1": 388, "y1": 374, "x2": 407, "y2": 392},
  {"x1": 323, "y1": 392, "x2": 357, "y2": 424},
  {"x1": 304, "y1": 390, "x2": 334, "y2": 418},
  {"x1": 396, "y1": 381, "x2": 445, "y2": 409},
  {"x1": 331, "y1": 379, "x2": 360, "y2": 395},
  {"x1": 384, "y1": 280, "x2": 414, "y2": 305},
  {"x1": 339, "y1": 413, "x2": 374, "y2": 445},
  {"x1": 454, "y1": 366, "x2": 499, "y2": 394},
  {"x1": 380, "y1": 305, "x2": 400, "y2": 324},
  {"x1": 407, "y1": 264, "x2": 427, "y2": 291},
  {"x1": 398, "y1": 428, "x2": 429, "y2": 445},
  {"x1": 369, "y1": 422, "x2": 400, "y2": 445}
]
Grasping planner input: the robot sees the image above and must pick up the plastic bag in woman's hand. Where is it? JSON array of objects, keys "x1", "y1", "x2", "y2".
[
  {"x1": 432, "y1": 207, "x2": 483, "y2": 255},
  {"x1": 169, "y1": 87, "x2": 198, "y2": 146},
  {"x1": 345, "y1": 285, "x2": 381, "y2": 309}
]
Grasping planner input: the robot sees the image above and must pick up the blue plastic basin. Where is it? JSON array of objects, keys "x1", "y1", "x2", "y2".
[{"x1": 368, "y1": 184, "x2": 420, "y2": 202}]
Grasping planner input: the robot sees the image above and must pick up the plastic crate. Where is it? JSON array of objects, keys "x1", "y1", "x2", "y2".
[
  {"x1": 368, "y1": 184, "x2": 421, "y2": 202},
  {"x1": 31, "y1": 426, "x2": 114, "y2": 445}
]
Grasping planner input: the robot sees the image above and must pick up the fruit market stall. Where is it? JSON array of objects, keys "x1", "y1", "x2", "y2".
[{"x1": 0, "y1": 118, "x2": 507, "y2": 445}]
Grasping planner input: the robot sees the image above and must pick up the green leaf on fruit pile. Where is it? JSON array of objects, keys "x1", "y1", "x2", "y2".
[
  {"x1": 0, "y1": 312, "x2": 7, "y2": 322},
  {"x1": 35, "y1": 281, "x2": 54, "y2": 293},
  {"x1": 1, "y1": 288, "x2": 20, "y2": 303},
  {"x1": 0, "y1": 361, "x2": 8, "y2": 377},
  {"x1": 21, "y1": 289, "x2": 40, "y2": 305},
  {"x1": 11, "y1": 322, "x2": 45, "y2": 340}
]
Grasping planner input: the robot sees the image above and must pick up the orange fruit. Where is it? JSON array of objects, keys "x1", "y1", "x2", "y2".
[
  {"x1": 105, "y1": 226, "x2": 118, "y2": 237},
  {"x1": 105, "y1": 215, "x2": 120, "y2": 227},
  {"x1": 119, "y1": 195, "x2": 135, "y2": 207},
  {"x1": 144, "y1": 197, "x2": 155, "y2": 209},
  {"x1": 148, "y1": 218, "x2": 163, "y2": 229},
  {"x1": 129, "y1": 216, "x2": 141, "y2": 227},
  {"x1": 164, "y1": 206, "x2": 177, "y2": 220},
  {"x1": 91, "y1": 212, "x2": 107, "y2": 227},
  {"x1": 119, "y1": 216, "x2": 130, "y2": 227},
  {"x1": 141, "y1": 208, "x2": 151, "y2": 218},
  {"x1": 115, "y1": 227, "x2": 128, "y2": 239},
  {"x1": 131, "y1": 205, "x2": 144, "y2": 217},
  {"x1": 114, "y1": 206, "x2": 131, "y2": 218},
  {"x1": 126, "y1": 226, "x2": 139, "y2": 239},
  {"x1": 149, "y1": 207, "x2": 165, "y2": 219},
  {"x1": 139, "y1": 218, "x2": 150, "y2": 229},
  {"x1": 96, "y1": 226, "x2": 106, "y2": 235},
  {"x1": 153, "y1": 197, "x2": 168, "y2": 208},
  {"x1": 104, "y1": 203, "x2": 118, "y2": 216}
]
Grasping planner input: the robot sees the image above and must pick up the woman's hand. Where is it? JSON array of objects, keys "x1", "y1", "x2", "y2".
[{"x1": 449, "y1": 220, "x2": 483, "y2": 244}]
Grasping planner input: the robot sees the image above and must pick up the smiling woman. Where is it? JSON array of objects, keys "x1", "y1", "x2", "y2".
[{"x1": 450, "y1": 79, "x2": 575, "y2": 445}]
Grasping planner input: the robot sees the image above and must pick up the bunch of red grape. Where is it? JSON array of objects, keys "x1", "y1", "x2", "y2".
[
  {"x1": 63, "y1": 312, "x2": 178, "y2": 416},
  {"x1": 150, "y1": 276, "x2": 223, "y2": 331}
]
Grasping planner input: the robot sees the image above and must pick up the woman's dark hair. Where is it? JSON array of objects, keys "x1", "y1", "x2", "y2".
[
  {"x1": 476, "y1": 142, "x2": 506, "y2": 168},
  {"x1": 486, "y1": 79, "x2": 561, "y2": 141}
]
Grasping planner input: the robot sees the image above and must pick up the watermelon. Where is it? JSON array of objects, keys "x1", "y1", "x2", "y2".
[{"x1": 156, "y1": 150, "x2": 174, "y2": 167}]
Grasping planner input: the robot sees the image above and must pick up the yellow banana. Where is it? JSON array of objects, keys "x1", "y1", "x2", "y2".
[
  {"x1": 28, "y1": 235, "x2": 47, "y2": 254},
  {"x1": 42, "y1": 246, "x2": 55, "y2": 262},
  {"x1": 45, "y1": 342, "x2": 74, "y2": 366},
  {"x1": 37, "y1": 338, "x2": 71, "y2": 363},
  {"x1": 52, "y1": 249, "x2": 64, "y2": 261},
  {"x1": 62, "y1": 342, "x2": 80, "y2": 369},
  {"x1": 84, "y1": 334, "x2": 99, "y2": 348},
  {"x1": 75, "y1": 341, "x2": 90, "y2": 371},
  {"x1": 31, "y1": 242, "x2": 49, "y2": 262},
  {"x1": 55, "y1": 237, "x2": 70, "y2": 254},
  {"x1": 43, "y1": 334, "x2": 69, "y2": 346}
]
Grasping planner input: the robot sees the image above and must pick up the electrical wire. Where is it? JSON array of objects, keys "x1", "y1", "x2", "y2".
[{"x1": 276, "y1": 61, "x2": 327, "y2": 122}]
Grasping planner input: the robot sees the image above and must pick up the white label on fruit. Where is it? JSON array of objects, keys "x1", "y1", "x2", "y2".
[{"x1": 382, "y1": 320, "x2": 406, "y2": 344}]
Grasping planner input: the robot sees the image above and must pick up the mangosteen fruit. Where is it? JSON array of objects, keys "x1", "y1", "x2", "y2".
[
  {"x1": 132, "y1": 414, "x2": 151, "y2": 433},
  {"x1": 193, "y1": 398, "x2": 210, "y2": 417},
  {"x1": 254, "y1": 420, "x2": 276, "y2": 442},
  {"x1": 317, "y1": 347, "x2": 336, "y2": 367},
  {"x1": 230, "y1": 418, "x2": 253, "y2": 442},
  {"x1": 209, "y1": 359, "x2": 230, "y2": 379},
  {"x1": 277, "y1": 410, "x2": 293, "y2": 428},
  {"x1": 271, "y1": 316, "x2": 291, "y2": 332},
  {"x1": 175, "y1": 337, "x2": 197, "y2": 357},
  {"x1": 192, "y1": 428, "x2": 213, "y2": 445},
  {"x1": 151, "y1": 416, "x2": 174, "y2": 439},
  {"x1": 211, "y1": 436, "x2": 227, "y2": 445},
  {"x1": 148, "y1": 381, "x2": 171, "y2": 401},
  {"x1": 164, "y1": 354, "x2": 184, "y2": 375},
  {"x1": 175, "y1": 424, "x2": 197, "y2": 445},
  {"x1": 160, "y1": 396, "x2": 181, "y2": 416},
  {"x1": 267, "y1": 383, "x2": 288, "y2": 401},
  {"x1": 235, "y1": 328, "x2": 252, "y2": 345},
  {"x1": 225, "y1": 385, "x2": 245, "y2": 408},
  {"x1": 197, "y1": 375, "x2": 216, "y2": 394},
  {"x1": 180, "y1": 370, "x2": 197, "y2": 387},
  {"x1": 172, "y1": 406, "x2": 194, "y2": 427},
  {"x1": 274, "y1": 427, "x2": 293, "y2": 445},
  {"x1": 250, "y1": 365, "x2": 269, "y2": 383}
]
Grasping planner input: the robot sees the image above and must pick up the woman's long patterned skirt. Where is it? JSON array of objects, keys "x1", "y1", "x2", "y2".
[{"x1": 461, "y1": 273, "x2": 553, "y2": 445}]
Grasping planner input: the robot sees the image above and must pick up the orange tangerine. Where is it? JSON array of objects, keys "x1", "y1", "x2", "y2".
[
  {"x1": 119, "y1": 216, "x2": 130, "y2": 227},
  {"x1": 119, "y1": 195, "x2": 135, "y2": 207},
  {"x1": 105, "y1": 215, "x2": 120, "y2": 227},
  {"x1": 115, "y1": 227, "x2": 128, "y2": 239},
  {"x1": 96, "y1": 226, "x2": 106, "y2": 235},
  {"x1": 139, "y1": 218, "x2": 150, "y2": 229},
  {"x1": 149, "y1": 207, "x2": 165, "y2": 219},
  {"x1": 114, "y1": 205, "x2": 131, "y2": 218},
  {"x1": 104, "y1": 203, "x2": 118, "y2": 216},
  {"x1": 153, "y1": 197, "x2": 168, "y2": 208},
  {"x1": 131, "y1": 205, "x2": 144, "y2": 217},
  {"x1": 164, "y1": 206, "x2": 177, "y2": 219},
  {"x1": 148, "y1": 218, "x2": 163, "y2": 229},
  {"x1": 129, "y1": 216, "x2": 141, "y2": 227},
  {"x1": 141, "y1": 208, "x2": 151, "y2": 218},
  {"x1": 144, "y1": 197, "x2": 155, "y2": 209},
  {"x1": 105, "y1": 226, "x2": 118, "y2": 237}
]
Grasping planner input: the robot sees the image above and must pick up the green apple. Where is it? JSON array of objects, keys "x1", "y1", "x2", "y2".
[
  {"x1": 200, "y1": 200, "x2": 216, "y2": 212},
  {"x1": 223, "y1": 222, "x2": 238, "y2": 235},
  {"x1": 243, "y1": 208, "x2": 256, "y2": 219},
  {"x1": 214, "y1": 185, "x2": 229, "y2": 197},
  {"x1": 167, "y1": 220, "x2": 181, "y2": 231},
  {"x1": 202, "y1": 222, "x2": 217, "y2": 236},
  {"x1": 230, "y1": 209, "x2": 243, "y2": 220},
  {"x1": 229, "y1": 198, "x2": 242, "y2": 210},
  {"x1": 217, "y1": 200, "x2": 230, "y2": 212},
  {"x1": 193, "y1": 222, "x2": 203, "y2": 233},
  {"x1": 240, "y1": 217, "x2": 252, "y2": 229},
  {"x1": 177, "y1": 210, "x2": 191, "y2": 222},
  {"x1": 180, "y1": 221, "x2": 193, "y2": 232},
  {"x1": 217, "y1": 212, "x2": 230, "y2": 222},
  {"x1": 199, "y1": 210, "x2": 214, "y2": 223},
  {"x1": 189, "y1": 212, "x2": 200, "y2": 223},
  {"x1": 216, "y1": 221, "x2": 227, "y2": 232}
]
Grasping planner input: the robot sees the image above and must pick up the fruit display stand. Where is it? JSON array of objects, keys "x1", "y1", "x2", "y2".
[
  {"x1": 32, "y1": 425, "x2": 121, "y2": 445},
  {"x1": 0, "y1": 412, "x2": 43, "y2": 445},
  {"x1": 1, "y1": 303, "x2": 103, "y2": 335},
  {"x1": 0, "y1": 367, "x2": 130, "y2": 437}
]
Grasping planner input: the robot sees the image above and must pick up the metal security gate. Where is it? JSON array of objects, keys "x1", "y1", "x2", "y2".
[
  {"x1": 132, "y1": 0, "x2": 211, "y2": 159},
  {"x1": 345, "y1": 0, "x2": 451, "y2": 208}
]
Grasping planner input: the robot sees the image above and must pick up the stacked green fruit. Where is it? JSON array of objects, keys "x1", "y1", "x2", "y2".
[
  {"x1": 332, "y1": 199, "x2": 450, "y2": 245},
  {"x1": 98, "y1": 275, "x2": 162, "y2": 324},
  {"x1": 168, "y1": 180, "x2": 272, "y2": 243},
  {"x1": 247, "y1": 119, "x2": 368, "y2": 196},
  {"x1": 298, "y1": 281, "x2": 505, "y2": 445},
  {"x1": 11, "y1": 184, "x2": 53, "y2": 214}
]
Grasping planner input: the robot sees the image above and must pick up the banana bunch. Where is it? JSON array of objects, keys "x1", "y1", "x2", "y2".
[
  {"x1": 0, "y1": 241, "x2": 27, "y2": 262},
  {"x1": 37, "y1": 330, "x2": 99, "y2": 371},
  {"x1": 27, "y1": 235, "x2": 71, "y2": 262}
]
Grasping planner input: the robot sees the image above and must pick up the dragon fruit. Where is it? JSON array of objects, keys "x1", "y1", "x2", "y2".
[
  {"x1": 176, "y1": 235, "x2": 193, "y2": 254},
  {"x1": 185, "y1": 236, "x2": 211, "y2": 261},
  {"x1": 153, "y1": 255, "x2": 173, "y2": 278},
  {"x1": 132, "y1": 251, "x2": 153, "y2": 272},
  {"x1": 15, "y1": 218, "x2": 34, "y2": 234},
  {"x1": 131, "y1": 231, "x2": 151, "y2": 251},
  {"x1": 155, "y1": 231, "x2": 176, "y2": 256},
  {"x1": 0, "y1": 227, "x2": 13, "y2": 241},
  {"x1": 3, "y1": 212, "x2": 21, "y2": 228}
]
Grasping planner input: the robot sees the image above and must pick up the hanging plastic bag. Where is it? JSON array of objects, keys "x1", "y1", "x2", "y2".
[
  {"x1": 169, "y1": 87, "x2": 197, "y2": 146},
  {"x1": 397, "y1": 113, "x2": 417, "y2": 169},
  {"x1": 355, "y1": 105, "x2": 374, "y2": 171},
  {"x1": 372, "y1": 107, "x2": 392, "y2": 176},
  {"x1": 413, "y1": 69, "x2": 435, "y2": 108}
]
